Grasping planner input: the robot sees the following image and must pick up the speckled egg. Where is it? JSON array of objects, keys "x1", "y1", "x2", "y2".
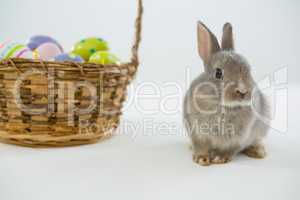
[
  {"x1": 89, "y1": 51, "x2": 119, "y2": 65},
  {"x1": 72, "y1": 37, "x2": 109, "y2": 61}
]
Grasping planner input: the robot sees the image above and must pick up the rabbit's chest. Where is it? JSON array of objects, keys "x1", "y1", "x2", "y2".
[
  {"x1": 221, "y1": 107, "x2": 254, "y2": 136},
  {"x1": 199, "y1": 107, "x2": 253, "y2": 137}
]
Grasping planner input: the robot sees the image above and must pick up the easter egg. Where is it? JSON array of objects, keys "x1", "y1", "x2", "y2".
[
  {"x1": 0, "y1": 40, "x2": 10, "y2": 50},
  {"x1": 36, "y1": 42, "x2": 63, "y2": 60},
  {"x1": 14, "y1": 47, "x2": 35, "y2": 59},
  {"x1": 27, "y1": 35, "x2": 63, "y2": 52},
  {"x1": 0, "y1": 42, "x2": 35, "y2": 59},
  {"x1": 89, "y1": 51, "x2": 119, "y2": 65},
  {"x1": 54, "y1": 53, "x2": 84, "y2": 63},
  {"x1": 72, "y1": 37, "x2": 109, "y2": 61}
]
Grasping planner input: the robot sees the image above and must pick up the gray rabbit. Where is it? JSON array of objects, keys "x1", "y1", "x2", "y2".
[{"x1": 184, "y1": 22, "x2": 270, "y2": 166}]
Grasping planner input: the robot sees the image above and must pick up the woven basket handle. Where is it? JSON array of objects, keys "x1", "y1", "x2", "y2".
[{"x1": 130, "y1": 0, "x2": 143, "y2": 68}]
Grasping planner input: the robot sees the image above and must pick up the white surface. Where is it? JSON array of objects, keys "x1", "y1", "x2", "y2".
[
  {"x1": 0, "y1": 0, "x2": 299, "y2": 199},
  {"x1": 0, "y1": 86, "x2": 299, "y2": 200}
]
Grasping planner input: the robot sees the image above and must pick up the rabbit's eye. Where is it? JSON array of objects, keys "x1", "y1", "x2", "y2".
[{"x1": 215, "y1": 68, "x2": 223, "y2": 79}]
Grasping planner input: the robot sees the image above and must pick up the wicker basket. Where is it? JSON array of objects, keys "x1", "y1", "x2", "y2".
[{"x1": 0, "y1": 0, "x2": 143, "y2": 147}]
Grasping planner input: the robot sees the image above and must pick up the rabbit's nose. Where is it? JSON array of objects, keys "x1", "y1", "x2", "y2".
[
  {"x1": 235, "y1": 89, "x2": 248, "y2": 99},
  {"x1": 236, "y1": 80, "x2": 248, "y2": 98}
]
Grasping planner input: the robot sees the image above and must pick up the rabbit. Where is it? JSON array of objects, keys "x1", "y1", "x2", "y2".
[{"x1": 183, "y1": 22, "x2": 270, "y2": 166}]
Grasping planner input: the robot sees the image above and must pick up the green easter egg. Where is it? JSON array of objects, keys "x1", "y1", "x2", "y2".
[
  {"x1": 89, "y1": 51, "x2": 119, "y2": 65},
  {"x1": 72, "y1": 37, "x2": 109, "y2": 61}
]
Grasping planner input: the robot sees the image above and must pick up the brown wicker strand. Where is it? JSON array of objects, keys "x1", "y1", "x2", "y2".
[
  {"x1": 37, "y1": 59, "x2": 47, "y2": 72},
  {"x1": 5, "y1": 59, "x2": 23, "y2": 73},
  {"x1": 72, "y1": 62, "x2": 85, "y2": 76},
  {"x1": 131, "y1": 0, "x2": 143, "y2": 69}
]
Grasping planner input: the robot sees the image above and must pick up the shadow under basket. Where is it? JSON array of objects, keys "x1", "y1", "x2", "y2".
[{"x1": 0, "y1": 0, "x2": 143, "y2": 147}]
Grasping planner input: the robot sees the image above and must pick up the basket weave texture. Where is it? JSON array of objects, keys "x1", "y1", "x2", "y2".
[{"x1": 0, "y1": 0, "x2": 143, "y2": 147}]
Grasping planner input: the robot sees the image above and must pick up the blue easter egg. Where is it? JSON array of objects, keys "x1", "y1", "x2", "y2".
[{"x1": 54, "y1": 53, "x2": 84, "y2": 63}]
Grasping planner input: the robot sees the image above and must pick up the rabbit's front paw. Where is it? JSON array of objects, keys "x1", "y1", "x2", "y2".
[
  {"x1": 242, "y1": 143, "x2": 266, "y2": 159},
  {"x1": 211, "y1": 156, "x2": 232, "y2": 164},
  {"x1": 193, "y1": 154, "x2": 211, "y2": 166}
]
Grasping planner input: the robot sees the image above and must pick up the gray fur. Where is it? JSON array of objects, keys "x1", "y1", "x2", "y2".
[{"x1": 184, "y1": 22, "x2": 270, "y2": 164}]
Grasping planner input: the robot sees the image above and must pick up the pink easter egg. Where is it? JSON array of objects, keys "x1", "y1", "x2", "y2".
[
  {"x1": 0, "y1": 40, "x2": 11, "y2": 49},
  {"x1": 36, "y1": 42, "x2": 63, "y2": 60}
]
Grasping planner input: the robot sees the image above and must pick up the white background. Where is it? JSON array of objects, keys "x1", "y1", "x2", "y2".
[{"x1": 0, "y1": 0, "x2": 299, "y2": 200}]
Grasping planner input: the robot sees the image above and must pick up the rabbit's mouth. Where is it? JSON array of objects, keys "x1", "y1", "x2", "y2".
[
  {"x1": 221, "y1": 90, "x2": 253, "y2": 108},
  {"x1": 223, "y1": 89, "x2": 252, "y2": 103},
  {"x1": 235, "y1": 90, "x2": 248, "y2": 99}
]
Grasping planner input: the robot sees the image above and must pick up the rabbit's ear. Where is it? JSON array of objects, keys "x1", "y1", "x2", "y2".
[
  {"x1": 222, "y1": 23, "x2": 234, "y2": 50},
  {"x1": 197, "y1": 21, "x2": 220, "y2": 64}
]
